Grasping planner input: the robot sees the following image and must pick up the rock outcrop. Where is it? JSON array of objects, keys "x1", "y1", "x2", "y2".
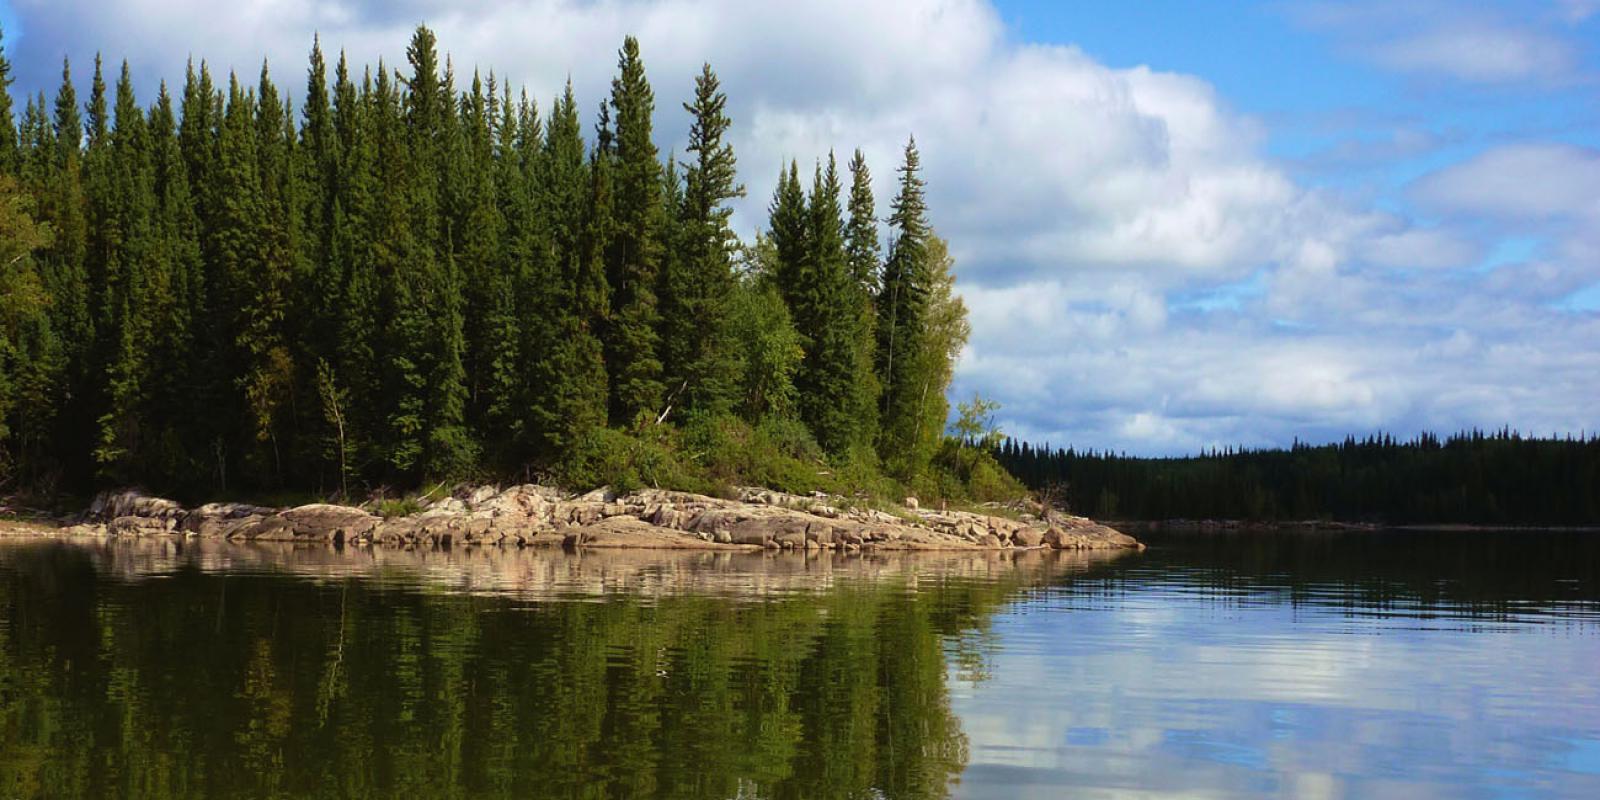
[{"x1": 61, "y1": 486, "x2": 1143, "y2": 553}]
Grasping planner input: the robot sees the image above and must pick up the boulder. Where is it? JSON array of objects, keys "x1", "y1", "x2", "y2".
[
  {"x1": 1012, "y1": 528, "x2": 1044, "y2": 548},
  {"x1": 280, "y1": 504, "x2": 381, "y2": 543}
]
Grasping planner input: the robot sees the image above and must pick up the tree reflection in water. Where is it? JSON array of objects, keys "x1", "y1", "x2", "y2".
[{"x1": 0, "y1": 540, "x2": 1130, "y2": 799}]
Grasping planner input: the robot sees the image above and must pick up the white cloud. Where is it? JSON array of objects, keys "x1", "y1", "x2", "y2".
[
  {"x1": 1411, "y1": 143, "x2": 1600, "y2": 220},
  {"x1": 1367, "y1": 25, "x2": 1578, "y2": 83},
  {"x1": 1286, "y1": 1, "x2": 1588, "y2": 85}
]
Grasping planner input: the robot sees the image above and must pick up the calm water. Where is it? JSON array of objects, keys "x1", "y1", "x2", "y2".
[{"x1": 1, "y1": 530, "x2": 1597, "y2": 799}]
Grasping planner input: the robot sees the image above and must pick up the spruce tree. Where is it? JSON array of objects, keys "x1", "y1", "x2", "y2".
[
  {"x1": 147, "y1": 81, "x2": 203, "y2": 484},
  {"x1": 526, "y1": 83, "x2": 608, "y2": 455},
  {"x1": 459, "y1": 69, "x2": 511, "y2": 446},
  {"x1": 0, "y1": 25, "x2": 17, "y2": 174},
  {"x1": 876, "y1": 137, "x2": 932, "y2": 477},
  {"x1": 794, "y1": 154, "x2": 861, "y2": 454},
  {"x1": 662, "y1": 64, "x2": 743, "y2": 418},
  {"x1": 332, "y1": 56, "x2": 381, "y2": 482},
  {"x1": 211, "y1": 73, "x2": 266, "y2": 485},
  {"x1": 92, "y1": 62, "x2": 160, "y2": 482},
  {"x1": 769, "y1": 161, "x2": 808, "y2": 295},
  {"x1": 603, "y1": 37, "x2": 666, "y2": 426},
  {"x1": 399, "y1": 26, "x2": 475, "y2": 478},
  {"x1": 480, "y1": 80, "x2": 530, "y2": 460},
  {"x1": 844, "y1": 148, "x2": 881, "y2": 446},
  {"x1": 242, "y1": 62, "x2": 298, "y2": 483},
  {"x1": 39, "y1": 60, "x2": 94, "y2": 485},
  {"x1": 299, "y1": 36, "x2": 341, "y2": 367}
]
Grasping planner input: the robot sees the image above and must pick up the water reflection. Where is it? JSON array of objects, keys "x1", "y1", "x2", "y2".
[
  {"x1": 3, "y1": 531, "x2": 1599, "y2": 799},
  {"x1": 0, "y1": 538, "x2": 1126, "y2": 799},
  {"x1": 953, "y1": 530, "x2": 1600, "y2": 799}
]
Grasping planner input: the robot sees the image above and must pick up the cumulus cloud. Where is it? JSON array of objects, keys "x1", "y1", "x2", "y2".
[{"x1": 6, "y1": 0, "x2": 1598, "y2": 454}]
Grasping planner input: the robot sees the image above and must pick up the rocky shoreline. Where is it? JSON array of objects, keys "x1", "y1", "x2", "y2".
[{"x1": 44, "y1": 485, "x2": 1143, "y2": 553}]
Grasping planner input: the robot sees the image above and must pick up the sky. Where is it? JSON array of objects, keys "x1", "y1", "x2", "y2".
[{"x1": 2, "y1": 0, "x2": 1597, "y2": 455}]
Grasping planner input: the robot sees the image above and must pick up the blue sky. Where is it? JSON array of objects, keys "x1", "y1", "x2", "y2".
[{"x1": 2, "y1": 0, "x2": 1597, "y2": 454}]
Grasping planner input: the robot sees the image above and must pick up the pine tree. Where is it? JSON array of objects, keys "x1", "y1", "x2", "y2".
[
  {"x1": 525, "y1": 83, "x2": 607, "y2": 455},
  {"x1": 479, "y1": 80, "x2": 530, "y2": 460},
  {"x1": 843, "y1": 148, "x2": 881, "y2": 448},
  {"x1": 458, "y1": 69, "x2": 510, "y2": 445},
  {"x1": 210, "y1": 72, "x2": 266, "y2": 485},
  {"x1": 398, "y1": 26, "x2": 475, "y2": 478},
  {"x1": 332, "y1": 56, "x2": 381, "y2": 482},
  {"x1": 662, "y1": 64, "x2": 743, "y2": 419},
  {"x1": 180, "y1": 59, "x2": 235, "y2": 488},
  {"x1": 794, "y1": 154, "x2": 862, "y2": 454},
  {"x1": 604, "y1": 37, "x2": 666, "y2": 426},
  {"x1": 145, "y1": 82, "x2": 199, "y2": 477},
  {"x1": 0, "y1": 25, "x2": 17, "y2": 174},
  {"x1": 769, "y1": 162, "x2": 808, "y2": 297},
  {"x1": 36, "y1": 60, "x2": 94, "y2": 484},
  {"x1": 92, "y1": 62, "x2": 161, "y2": 481},
  {"x1": 241, "y1": 61, "x2": 298, "y2": 483},
  {"x1": 876, "y1": 137, "x2": 933, "y2": 477},
  {"x1": 299, "y1": 36, "x2": 341, "y2": 367}
]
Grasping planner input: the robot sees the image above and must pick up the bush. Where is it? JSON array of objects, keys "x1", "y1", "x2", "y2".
[
  {"x1": 553, "y1": 425, "x2": 702, "y2": 495},
  {"x1": 682, "y1": 413, "x2": 829, "y2": 496}
]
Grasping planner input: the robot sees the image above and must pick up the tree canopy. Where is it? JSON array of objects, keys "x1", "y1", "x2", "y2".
[{"x1": 0, "y1": 26, "x2": 975, "y2": 500}]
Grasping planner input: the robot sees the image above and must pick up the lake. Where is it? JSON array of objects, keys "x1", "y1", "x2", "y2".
[{"x1": 1, "y1": 530, "x2": 1597, "y2": 798}]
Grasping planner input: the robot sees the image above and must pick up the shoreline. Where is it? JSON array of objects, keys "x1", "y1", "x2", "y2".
[
  {"x1": 11, "y1": 485, "x2": 1144, "y2": 554},
  {"x1": 1112, "y1": 519, "x2": 1600, "y2": 534}
]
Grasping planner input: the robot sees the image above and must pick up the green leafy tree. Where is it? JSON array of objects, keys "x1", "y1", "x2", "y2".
[{"x1": 0, "y1": 174, "x2": 55, "y2": 482}]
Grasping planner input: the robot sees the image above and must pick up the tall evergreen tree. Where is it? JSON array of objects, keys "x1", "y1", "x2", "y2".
[
  {"x1": 35, "y1": 60, "x2": 94, "y2": 484},
  {"x1": 768, "y1": 160, "x2": 809, "y2": 317},
  {"x1": 793, "y1": 154, "x2": 862, "y2": 454},
  {"x1": 843, "y1": 149, "x2": 881, "y2": 446},
  {"x1": 477, "y1": 80, "x2": 528, "y2": 460},
  {"x1": 92, "y1": 62, "x2": 160, "y2": 481},
  {"x1": 458, "y1": 69, "x2": 510, "y2": 443},
  {"x1": 603, "y1": 37, "x2": 666, "y2": 426},
  {"x1": 662, "y1": 64, "x2": 743, "y2": 418},
  {"x1": 0, "y1": 25, "x2": 17, "y2": 174},
  {"x1": 331, "y1": 56, "x2": 381, "y2": 482},
  {"x1": 524, "y1": 83, "x2": 609, "y2": 455},
  {"x1": 146, "y1": 81, "x2": 203, "y2": 483},
  {"x1": 876, "y1": 137, "x2": 933, "y2": 477},
  {"x1": 239, "y1": 61, "x2": 299, "y2": 482},
  {"x1": 397, "y1": 26, "x2": 475, "y2": 478}
]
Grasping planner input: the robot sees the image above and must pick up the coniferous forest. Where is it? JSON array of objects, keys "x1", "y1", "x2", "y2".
[
  {"x1": 997, "y1": 431, "x2": 1600, "y2": 526},
  {"x1": 0, "y1": 26, "x2": 993, "y2": 501}
]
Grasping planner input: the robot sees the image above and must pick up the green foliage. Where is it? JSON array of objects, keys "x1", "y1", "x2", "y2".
[
  {"x1": 555, "y1": 424, "x2": 698, "y2": 495},
  {"x1": 875, "y1": 138, "x2": 936, "y2": 479},
  {"x1": 998, "y1": 430, "x2": 1600, "y2": 524},
  {"x1": 0, "y1": 26, "x2": 997, "y2": 510},
  {"x1": 603, "y1": 36, "x2": 667, "y2": 426},
  {"x1": 682, "y1": 413, "x2": 829, "y2": 495},
  {"x1": 726, "y1": 253, "x2": 803, "y2": 420}
]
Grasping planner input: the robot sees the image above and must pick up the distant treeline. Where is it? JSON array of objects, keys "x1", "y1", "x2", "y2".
[
  {"x1": 996, "y1": 431, "x2": 1600, "y2": 525},
  {"x1": 0, "y1": 25, "x2": 975, "y2": 499}
]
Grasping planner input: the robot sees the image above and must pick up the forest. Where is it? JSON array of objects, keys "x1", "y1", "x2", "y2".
[
  {"x1": 997, "y1": 430, "x2": 1600, "y2": 525},
  {"x1": 0, "y1": 25, "x2": 1011, "y2": 503}
]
